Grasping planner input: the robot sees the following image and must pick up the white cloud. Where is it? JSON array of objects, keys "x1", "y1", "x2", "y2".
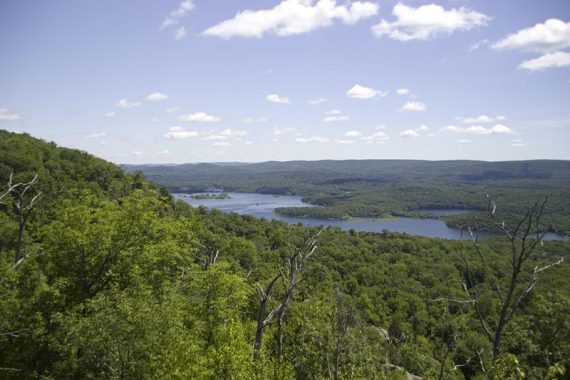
[
  {"x1": 132, "y1": 150, "x2": 143, "y2": 156},
  {"x1": 202, "y1": 0, "x2": 379, "y2": 39},
  {"x1": 402, "y1": 101, "x2": 426, "y2": 112},
  {"x1": 518, "y1": 51, "x2": 570, "y2": 71},
  {"x1": 146, "y1": 92, "x2": 168, "y2": 102},
  {"x1": 104, "y1": 112, "x2": 116, "y2": 118},
  {"x1": 361, "y1": 131, "x2": 389, "y2": 143},
  {"x1": 242, "y1": 116, "x2": 270, "y2": 123},
  {"x1": 396, "y1": 88, "x2": 410, "y2": 95},
  {"x1": 157, "y1": 149, "x2": 171, "y2": 156},
  {"x1": 458, "y1": 139, "x2": 471, "y2": 143},
  {"x1": 308, "y1": 97, "x2": 327, "y2": 105},
  {"x1": 84, "y1": 132, "x2": 107, "y2": 139},
  {"x1": 267, "y1": 94, "x2": 291, "y2": 104},
  {"x1": 417, "y1": 124, "x2": 429, "y2": 131},
  {"x1": 334, "y1": 139, "x2": 355, "y2": 144},
  {"x1": 273, "y1": 127, "x2": 298, "y2": 135},
  {"x1": 323, "y1": 115, "x2": 349, "y2": 122},
  {"x1": 163, "y1": 126, "x2": 200, "y2": 139},
  {"x1": 345, "y1": 130, "x2": 362, "y2": 137},
  {"x1": 347, "y1": 84, "x2": 386, "y2": 99},
  {"x1": 323, "y1": 109, "x2": 349, "y2": 122},
  {"x1": 213, "y1": 141, "x2": 231, "y2": 147},
  {"x1": 372, "y1": 3, "x2": 489, "y2": 41},
  {"x1": 441, "y1": 124, "x2": 515, "y2": 135},
  {"x1": 175, "y1": 26, "x2": 187, "y2": 40},
  {"x1": 400, "y1": 129, "x2": 419, "y2": 138},
  {"x1": 115, "y1": 98, "x2": 141, "y2": 109},
  {"x1": 151, "y1": 118, "x2": 159, "y2": 123},
  {"x1": 221, "y1": 128, "x2": 248, "y2": 137},
  {"x1": 296, "y1": 136, "x2": 329, "y2": 143},
  {"x1": 178, "y1": 112, "x2": 221, "y2": 122},
  {"x1": 166, "y1": 107, "x2": 180, "y2": 113},
  {"x1": 161, "y1": 1, "x2": 195, "y2": 29},
  {"x1": 492, "y1": 19, "x2": 570, "y2": 53},
  {"x1": 459, "y1": 115, "x2": 507, "y2": 124},
  {"x1": 245, "y1": 141, "x2": 253, "y2": 145},
  {"x1": 468, "y1": 38, "x2": 489, "y2": 52},
  {"x1": 0, "y1": 108, "x2": 22, "y2": 122}
]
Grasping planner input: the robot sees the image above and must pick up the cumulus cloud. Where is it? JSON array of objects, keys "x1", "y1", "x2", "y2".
[
  {"x1": 163, "y1": 126, "x2": 200, "y2": 139},
  {"x1": 0, "y1": 108, "x2": 22, "y2": 122},
  {"x1": 104, "y1": 112, "x2": 116, "y2": 118},
  {"x1": 84, "y1": 132, "x2": 107, "y2": 139},
  {"x1": 161, "y1": 0, "x2": 195, "y2": 34},
  {"x1": 267, "y1": 94, "x2": 291, "y2": 104},
  {"x1": 361, "y1": 131, "x2": 389, "y2": 144},
  {"x1": 273, "y1": 127, "x2": 298, "y2": 135},
  {"x1": 459, "y1": 115, "x2": 506, "y2": 124},
  {"x1": 492, "y1": 19, "x2": 570, "y2": 53},
  {"x1": 175, "y1": 26, "x2": 187, "y2": 40},
  {"x1": 468, "y1": 38, "x2": 489, "y2": 52},
  {"x1": 202, "y1": 0, "x2": 379, "y2": 39},
  {"x1": 323, "y1": 109, "x2": 349, "y2": 122},
  {"x1": 401, "y1": 101, "x2": 426, "y2": 112},
  {"x1": 334, "y1": 139, "x2": 355, "y2": 144},
  {"x1": 296, "y1": 136, "x2": 329, "y2": 143},
  {"x1": 400, "y1": 129, "x2": 419, "y2": 138},
  {"x1": 308, "y1": 97, "x2": 327, "y2": 105},
  {"x1": 115, "y1": 98, "x2": 142, "y2": 108},
  {"x1": 323, "y1": 115, "x2": 349, "y2": 122},
  {"x1": 441, "y1": 124, "x2": 515, "y2": 135},
  {"x1": 345, "y1": 130, "x2": 362, "y2": 137},
  {"x1": 347, "y1": 84, "x2": 387, "y2": 99},
  {"x1": 518, "y1": 51, "x2": 570, "y2": 71},
  {"x1": 213, "y1": 141, "x2": 231, "y2": 147},
  {"x1": 178, "y1": 112, "x2": 221, "y2": 122},
  {"x1": 146, "y1": 92, "x2": 168, "y2": 102},
  {"x1": 242, "y1": 116, "x2": 270, "y2": 123},
  {"x1": 396, "y1": 88, "x2": 410, "y2": 95},
  {"x1": 371, "y1": 3, "x2": 489, "y2": 41}
]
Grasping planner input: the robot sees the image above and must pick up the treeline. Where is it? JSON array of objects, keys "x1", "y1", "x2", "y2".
[
  {"x1": 1, "y1": 130, "x2": 569, "y2": 379},
  {"x1": 125, "y1": 160, "x2": 570, "y2": 237}
]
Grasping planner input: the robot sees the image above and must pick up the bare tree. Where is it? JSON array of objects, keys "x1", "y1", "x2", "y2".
[
  {"x1": 459, "y1": 197, "x2": 564, "y2": 363},
  {"x1": 253, "y1": 229, "x2": 320, "y2": 359},
  {"x1": 0, "y1": 173, "x2": 41, "y2": 264}
]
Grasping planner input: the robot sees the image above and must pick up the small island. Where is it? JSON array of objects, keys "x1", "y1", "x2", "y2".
[{"x1": 189, "y1": 192, "x2": 232, "y2": 200}]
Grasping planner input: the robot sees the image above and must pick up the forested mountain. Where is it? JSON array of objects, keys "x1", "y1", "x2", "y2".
[
  {"x1": 125, "y1": 160, "x2": 570, "y2": 237},
  {"x1": 1, "y1": 129, "x2": 569, "y2": 379}
]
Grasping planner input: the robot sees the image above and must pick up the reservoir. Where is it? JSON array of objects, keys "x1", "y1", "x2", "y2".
[{"x1": 175, "y1": 192, "x2": 564, "y2": 241}]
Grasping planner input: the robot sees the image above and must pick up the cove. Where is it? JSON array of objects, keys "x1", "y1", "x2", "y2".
[{"x1": 175, "y1": 193, "x2": 565, "y2": 241}]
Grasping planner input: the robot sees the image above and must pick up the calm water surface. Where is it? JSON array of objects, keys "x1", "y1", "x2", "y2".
[{"x1": 175, "y1": 193, "x2": 564, "y2": 241}]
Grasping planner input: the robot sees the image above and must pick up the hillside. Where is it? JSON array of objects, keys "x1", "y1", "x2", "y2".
[
  {"x1": 125, "y1": 160, "x2": 570, "y2": 236},
  {"x1": 0, "y1": 130, "x2": 569, "y2": 379}
]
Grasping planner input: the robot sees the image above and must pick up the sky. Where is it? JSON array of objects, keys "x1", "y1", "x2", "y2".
[{"x1": 0, "y1": 0, "x2": 569, "y2": 164}]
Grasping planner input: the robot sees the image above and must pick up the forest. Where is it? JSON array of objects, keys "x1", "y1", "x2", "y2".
[
  {"x1": 1, "y1": 129, "x2": 569, "y2": 379},
  {"x1": 125, "y1": 160, "x2": 570, "y2": 237}
]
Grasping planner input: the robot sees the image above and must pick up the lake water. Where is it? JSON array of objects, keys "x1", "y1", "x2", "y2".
[{"x1": 175, "y1": 192, "x2": 565, "y2": 241}]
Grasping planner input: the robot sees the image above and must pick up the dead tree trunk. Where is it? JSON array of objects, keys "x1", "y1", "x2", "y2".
[
  {"x1": 459, "y1": 197, "x2": 564, "y2": 363},
  {"x1": 253, "y1": 229, "x2": 320, "y2": 360}
]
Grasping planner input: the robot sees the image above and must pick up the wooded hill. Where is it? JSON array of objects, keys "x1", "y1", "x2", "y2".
[
  {"x1": 125, "y1": 159, "x2": 570, "y2": 237},
  {"x1": 1, "y1": 130, "x2": 569, "y2": 379}
]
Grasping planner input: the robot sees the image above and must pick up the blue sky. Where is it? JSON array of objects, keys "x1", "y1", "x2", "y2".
[{"x1": 1, "y1": 0, "x2": 569, "y2": 163}]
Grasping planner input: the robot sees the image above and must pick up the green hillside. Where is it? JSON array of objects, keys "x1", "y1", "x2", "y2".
[
  {"x1": 1, "y1": 130, "x2": 569, "y2": 379},
  {"x1": 125, "y1": 159, "x2": 570, "y2": 236}
]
